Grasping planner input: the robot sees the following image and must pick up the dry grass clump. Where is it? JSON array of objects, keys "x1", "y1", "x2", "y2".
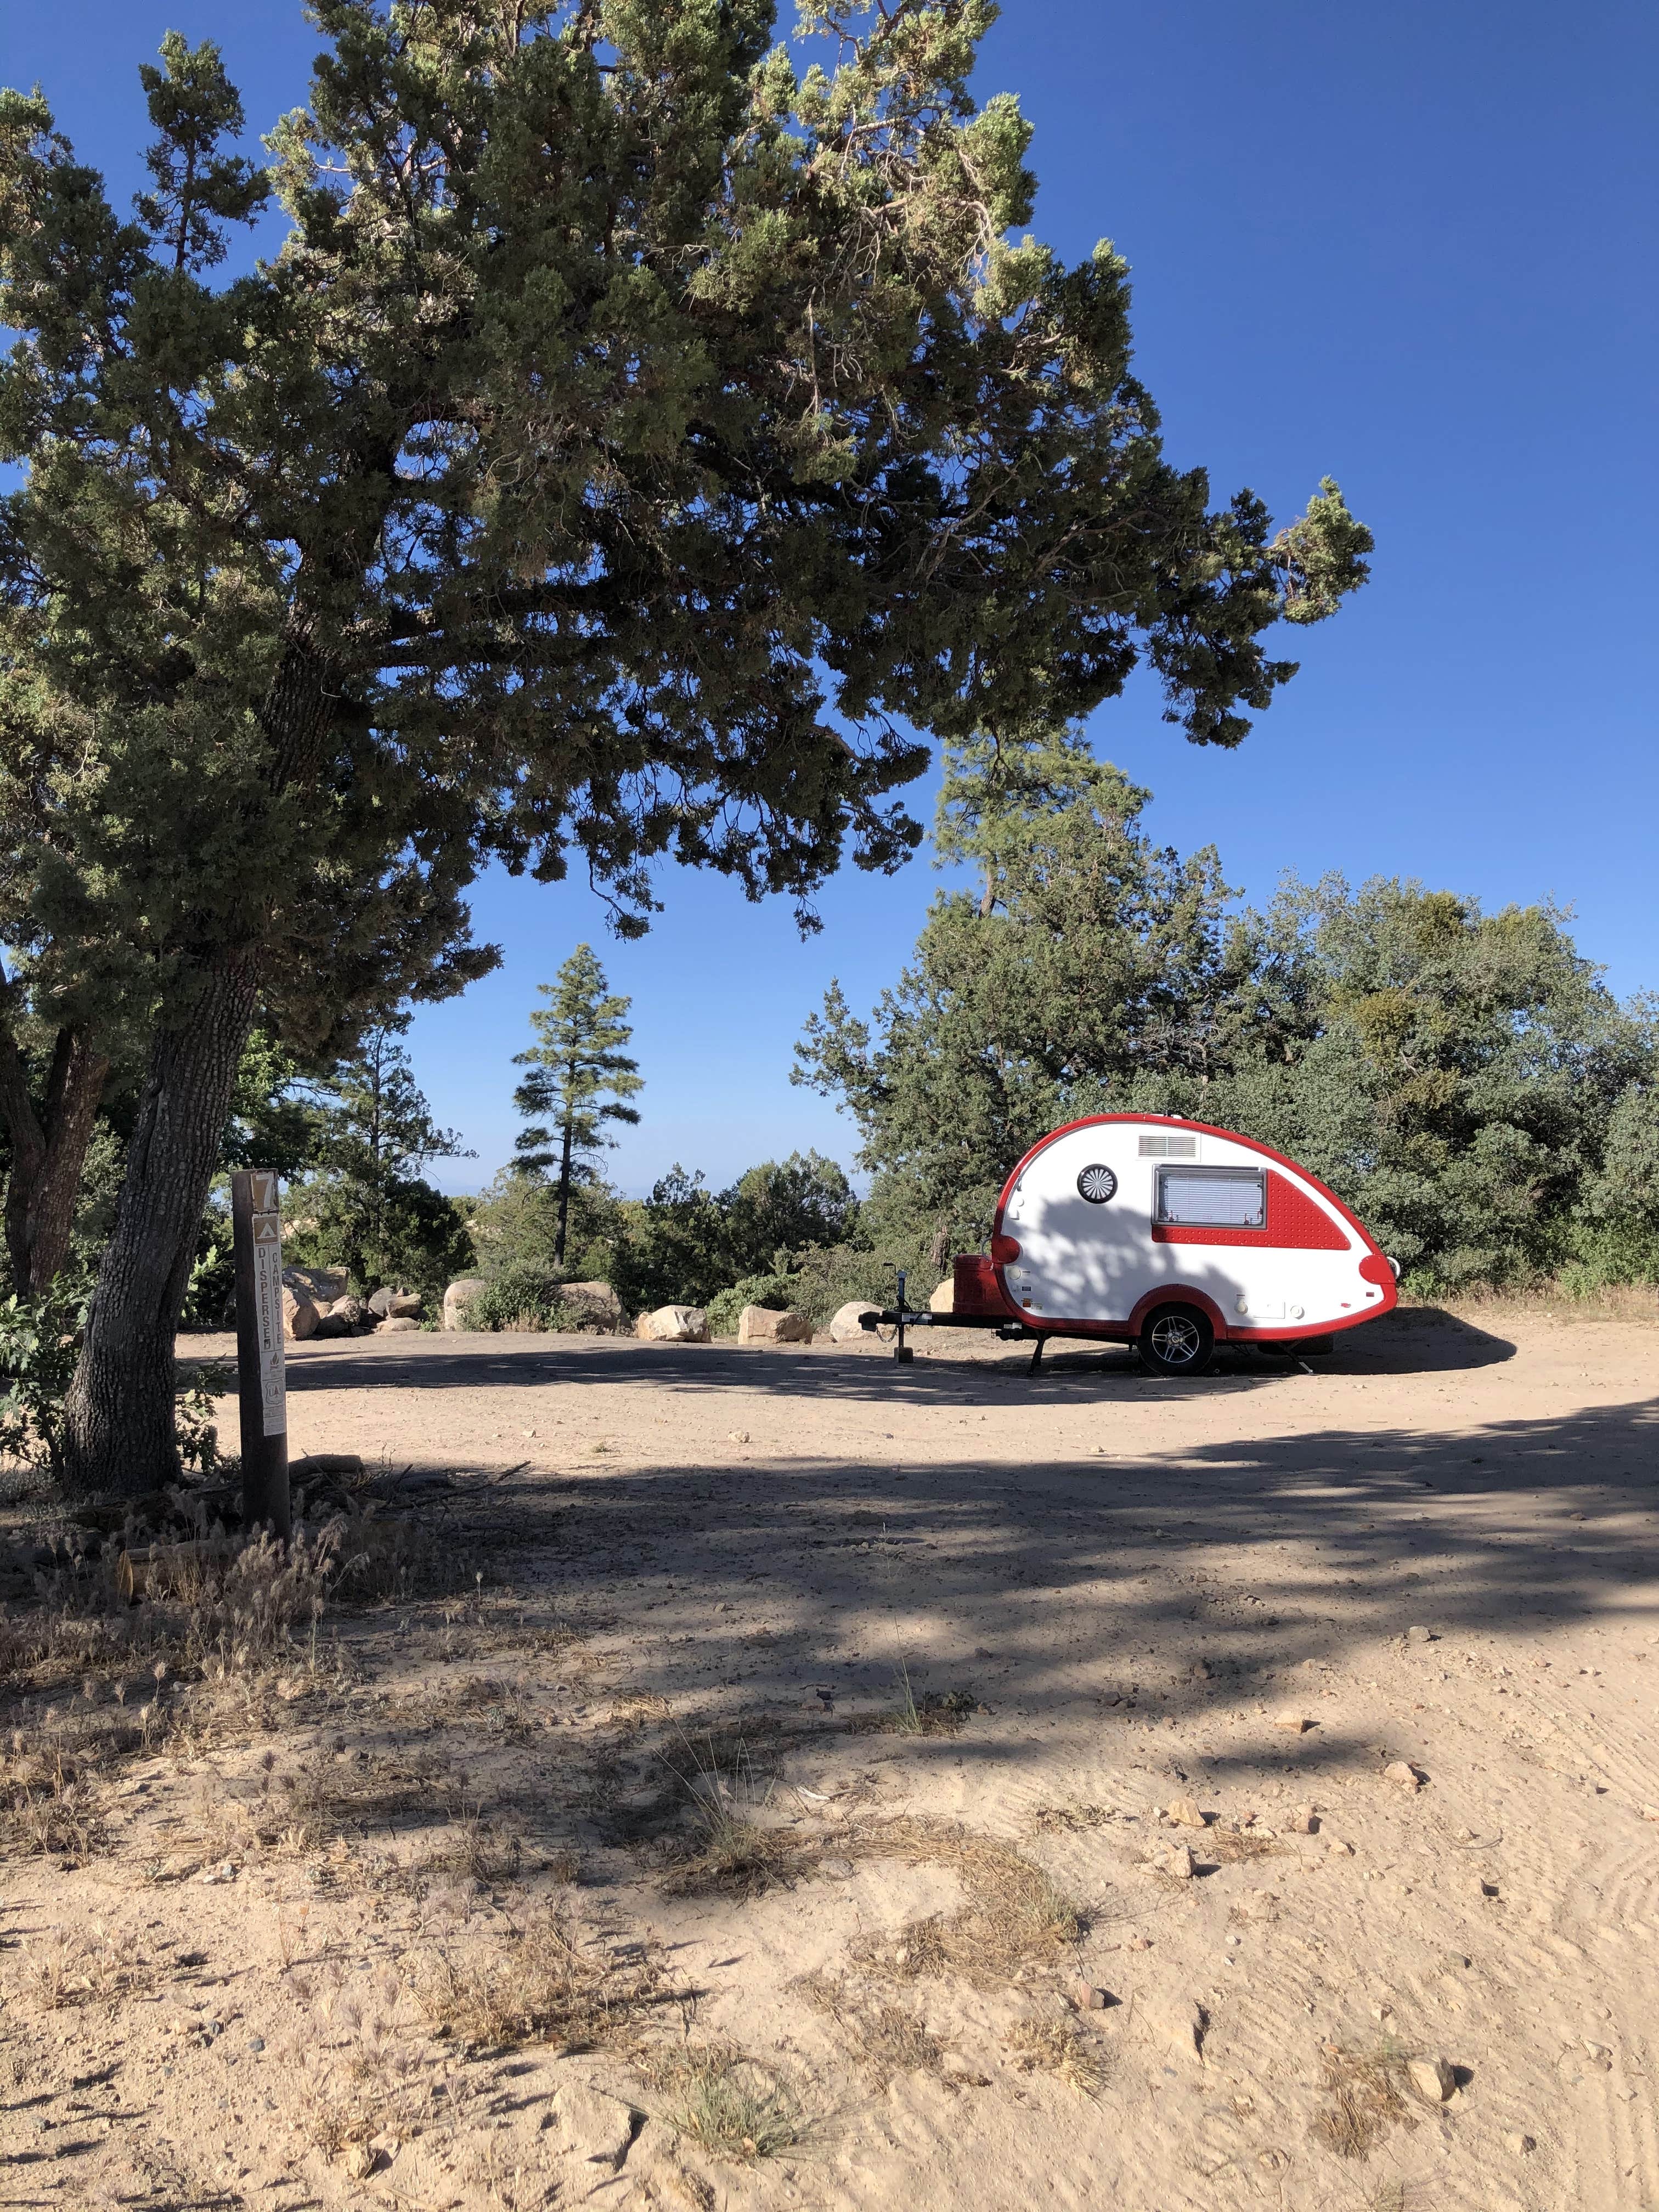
[
  {"x1": 658, "y1": 1730, "x2": 814, "y2": 1899},
  {"x1": 414, "y1": 1908, "x2": 676, "y2": 2053},
  {"x1": 295, "y1": 1967, "x2": 435, "y2": 2155},
  {"x1": 1003, "y1": 2018, "x2": 1111, "y2": 2100},
  {"x1": 648, "y1": 2044, "x2": 805, "y2": 2164},
  {"x1": 798, "y1": 1972, "x2": 945, "y2": 2088},
  {"x1": 847, "y1": 1820, "x2": 1084, "y2": 1989},
  {"x1": 1030, "y1": 1803, "x2": 1116, "y2": 1832},
  {"x1": 1312, "y1": 2041, "x2": 1415, "y2": 2159},
  {"x1": 16, "y1": 1925, "x2": 155, "y2": 2010},
  {"x1": 865, "y1": 1666, "x2": 979, "y2": 1737},
  {"x1": 1206, "y1": 1826, "x2": 1280, "y2": 1864}
]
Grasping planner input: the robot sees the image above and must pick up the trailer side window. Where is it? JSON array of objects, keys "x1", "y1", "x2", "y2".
[{"x1": 1155, "y1": 1167, "x2": 1265, "y2": 1228}]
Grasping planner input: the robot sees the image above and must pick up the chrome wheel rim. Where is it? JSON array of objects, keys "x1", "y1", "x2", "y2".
[{"x1": 1149, "y1": 1314, "x2": 1202, "y2": 1367}]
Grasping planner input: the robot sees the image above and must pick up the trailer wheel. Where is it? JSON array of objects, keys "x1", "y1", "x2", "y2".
[{"x1": 1137, "y1": 1304, "x2": 1214, "y2": 1378}]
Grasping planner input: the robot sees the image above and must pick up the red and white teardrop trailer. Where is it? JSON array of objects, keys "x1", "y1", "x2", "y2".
[{"x1": 868, "y1": 1115, "x2": 1398, "y2": 1375}]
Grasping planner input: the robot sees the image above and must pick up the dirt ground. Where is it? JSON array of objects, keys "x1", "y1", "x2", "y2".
[{"x1": 3, "y1": 1304, "x2": 1657, "y2": 2212}]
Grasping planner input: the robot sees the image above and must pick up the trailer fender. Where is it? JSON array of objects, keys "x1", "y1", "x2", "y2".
[{"x1": 1127, "y1": 1284, "x2": 1232, "y2": 1342}]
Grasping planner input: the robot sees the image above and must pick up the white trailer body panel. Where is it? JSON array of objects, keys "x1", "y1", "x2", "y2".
[{"x1": 992, "y1": 1117, "x2": 1395, "y2": 1342}]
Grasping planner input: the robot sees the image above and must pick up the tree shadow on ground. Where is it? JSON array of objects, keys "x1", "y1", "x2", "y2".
[
  {"x1": 267, "y1": 1304, "x2": 1515, "y2": 1408},
  {"x1": 439, "y1": 1387, "x2": 1658, "y2": 1799}
]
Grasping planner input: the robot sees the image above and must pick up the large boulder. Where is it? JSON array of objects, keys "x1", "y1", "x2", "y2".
[
  {"x1": 443, "y1": 1278, "x2": 486, "y2": 1330},
  {"x1": 284, "y1": 1264, "x2": 347, "y2": 1306},
  {"x1": 367, "y1": 1286, "x2": 397, "y2": 1318},
  {"x1": 928, "y1": 1278, "x2": 955, "y2": 1314},
  {"x1": 282, "y1": 1287, "x2": 318, "y2": 1341},
  {"x1": 738, "y1": 1305, "x2": 812, "y2": 1345},
  {"x1": 387, "y1": 1290, "x2": 422, "y2": 1319},
  {"x1": 636, "y1": 1304, "x2": 710, "y2": 1344},
  {"x1": 829, "y1": 1299, "x2": 880, "y2": 1344},
  {"x1": 560, "y1": 1280, "x2": 624, "y2": 1331},
  {"x1": 375, "y1": 1314, "x2": 422, "y2": 1334},
  {"x1": 327, "y1": 1295, "x2": 371, "y2": 1333}
]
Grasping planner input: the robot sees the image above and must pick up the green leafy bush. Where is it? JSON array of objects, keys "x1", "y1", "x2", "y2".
[
  {"x1": 0, "y1": 1283, "x2": 87, "y2": 1480},
  {"x1": 704, "y1": 1274, "x2": 796, "y2": 1339},
  {"x1": 460, "y1": 1264, "x2": 623, "y2": 1334},
  {"x1": 0, "y1": 1286, "x2": 224, "y2": 1481}
]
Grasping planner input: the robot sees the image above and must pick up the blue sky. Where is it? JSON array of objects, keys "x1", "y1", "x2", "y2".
[{"x1": 7, "y1": 1, "x2": 1654, "y2": 1193}]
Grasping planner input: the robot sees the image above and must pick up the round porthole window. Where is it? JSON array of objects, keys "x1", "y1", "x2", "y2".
[{"x1": 1076, "y1": 1164, "x2": 1118, "y2": 1204}]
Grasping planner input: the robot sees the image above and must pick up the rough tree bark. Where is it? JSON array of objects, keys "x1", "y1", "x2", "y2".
[
  {"x1": 0, "y1": 1013, "x2": 110, "y2": 1296},
  {"x1": 61, "y1": 624, "x2": 342, "y2": 1497},
  {"x1": 60, "y1": 955, "x2": 261, "y2": 1495},
  {"x1": 554, "y1": 1116, "x2": 574, "y2": 1267}
]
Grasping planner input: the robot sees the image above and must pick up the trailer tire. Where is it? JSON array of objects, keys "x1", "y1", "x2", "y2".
[{"x1": 1137, "y1": 1304, "x2": 1215, "y2": 1378}]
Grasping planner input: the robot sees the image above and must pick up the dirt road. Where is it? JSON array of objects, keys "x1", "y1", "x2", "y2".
[{"x1": 3, "y1": 1306, "x2": 1656, "y2": 2210}]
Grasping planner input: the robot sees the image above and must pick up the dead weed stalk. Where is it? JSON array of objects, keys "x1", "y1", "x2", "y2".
[{"x1": 414, "y1": 1908, "x2": 676, "y2": 2052}]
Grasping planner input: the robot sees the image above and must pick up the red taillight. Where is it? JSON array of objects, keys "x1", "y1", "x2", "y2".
[
  {"x1": 1358, "y1": 1252, "x2": 1393, "y2": 1287},
  {"x1": 991, "y1": 1233, "x2": 1022, "y2": 1265}
]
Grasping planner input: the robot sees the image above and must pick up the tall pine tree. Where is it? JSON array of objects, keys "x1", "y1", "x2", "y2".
[{"x1": 512, "y1": 948, "x2": 642, "y2": 1266}]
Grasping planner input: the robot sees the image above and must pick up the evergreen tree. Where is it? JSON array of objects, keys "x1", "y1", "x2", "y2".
[
  {"x1": 795, "y1": 726, "x2": 1281, "y2": 1254},
  {"x1": 512, "y1": 947, "x2": 642, "y2": 1266},
  {"x1": 800, "y1": 736, "x2": 1654, "y2": 1293},
  {"x1": 0, "y1": 10, "x2": 1370, "y2": 1492},
  {"x1": 287, "y1": 1024, "x2": 474, "y2": 1296}
]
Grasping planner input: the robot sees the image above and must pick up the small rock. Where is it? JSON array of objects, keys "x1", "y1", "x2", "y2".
[
  {"x1": 342, "y1": 2143, "x2": 377, "y2": 2180},
  {"x1": 1441, "y1": 1951, "x2": 1471, "y2": 1972},
  {"x1": 1584, "y1": 2039, "x2": 1613, "y2": 2064},
  {"x1": 1127, "y1": 1935, "x2": 1152, "y2": 1951},
  {"x1": 1285, "y1": 1806, "x2": 1320, "y2": 1834},
  {"x1": 1068, "y1": 1975, "x2": 1108, "y2": 2011},
  {"x1": 1166, "y1": 1796, "x2": 1207, "y2": 1829},
  {"x1": 198, "y1": 1857, "x2": 238, "y2": 1885},
  {"x1": 1407, "y1": 2055, "x2": 1457, "y2": 2104},
  {"x1": 1407, "y1": 1625, "x2": 1437, "y2": 1645},
  {"x1": 1165, "y1": 1842, "x2": 1197, "y2": 1879},
  {"x1": 1325, "y1": 1836, "x2": 1355, "y2": 1857},
  {"x1": 1504, "y1": 2131, "x2": 1537, "y2": 2155},
  {"x1": 727, "y1": 1429, "x2": 750, "y2": 1444},
  {"x1": 248, "y1": 2036, "x2": 265, "y2": 2053},
  {"x1": 1384, "y1": 1760, "x2": 1426, "y2": 1792},
  {"x1": 1273, "y1": 1709, "x2": 1311, "y2": 1733}
]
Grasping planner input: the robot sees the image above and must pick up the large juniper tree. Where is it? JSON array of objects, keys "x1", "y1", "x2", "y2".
[{"x1": 0, "y1": 2, "x2": 1370, "y2": 1493}]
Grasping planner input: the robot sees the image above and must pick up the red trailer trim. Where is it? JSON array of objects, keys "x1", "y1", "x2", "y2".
[{"x1": 989, "y1": 1114, "x2": 1397, "y2": 1344}]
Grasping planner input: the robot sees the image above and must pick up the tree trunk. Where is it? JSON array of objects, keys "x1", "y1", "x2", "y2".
[
  {"x1": 60, "y1": 953, "x2": 261, "y2": 1497},
  {"x1": 554, "y1": 1117, "x2": 573, "y2": 1266},
  {"x1": 59, "y1": 614, "x2": 344, "y2": 1498},
  {"x1": 0, "y1": 1017, "x2": 110, "y2": 1296}
]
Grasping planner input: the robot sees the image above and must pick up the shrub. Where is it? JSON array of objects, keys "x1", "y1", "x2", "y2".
[
  {"x1": 704, "y1": 1274, "x2": 795, "y2": 1338},
  {"x1": 0, "y1": 1281, "x2": 87, "y2": 1480},
  {"x1": 462, "y1": 1264, "x2": 579, "y2": 1332}
]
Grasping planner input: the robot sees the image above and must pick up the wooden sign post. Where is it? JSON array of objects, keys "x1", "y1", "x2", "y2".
[{"x1": 230, "y1": 1169, "x2": 290, "y2": 1539}]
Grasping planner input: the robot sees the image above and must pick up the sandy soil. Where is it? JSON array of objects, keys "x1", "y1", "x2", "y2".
[{"x1": 3, "y1": 1305, "x2": 1657, "y2": 2211}]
